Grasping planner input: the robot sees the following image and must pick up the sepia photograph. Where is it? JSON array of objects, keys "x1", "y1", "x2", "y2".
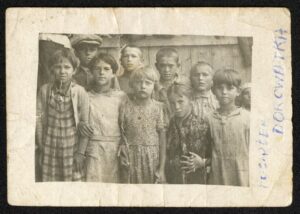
[
  {"x1": 36, "y1": 33, "x2": 252, "y2": 186},
  {"x1": 6, "y1": 8, "x2": 292, "y2": 207}
]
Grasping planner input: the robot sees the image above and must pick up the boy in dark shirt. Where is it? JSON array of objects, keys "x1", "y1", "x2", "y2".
[{"x1": 71, "y1": 34, "x2": 102, "y2": 91}]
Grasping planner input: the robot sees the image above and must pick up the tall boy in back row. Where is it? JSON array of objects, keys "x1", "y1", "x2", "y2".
[
  {"x1": 118, "y1": 45, "x2": 144, "y2": 95},
  {"x1": 71, "y1": 34, "x2": 103, "y2": 91},
  {"x1": 154, "y1": 47, "x2": 187, "y2": 125}
]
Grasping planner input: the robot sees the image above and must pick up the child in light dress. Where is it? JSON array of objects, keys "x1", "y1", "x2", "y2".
[
  {"x1": 207, "y1": 69, "x2": 250, "y2": 186},
  {"x1": 79, "y1": 53, "x2": 127, "y2": 182},
  {"x1": 118, "y1": 66, "x2": 166, "y2": 183}
]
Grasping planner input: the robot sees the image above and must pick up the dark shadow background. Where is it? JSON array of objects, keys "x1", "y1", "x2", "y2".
[{"x1": 1, "y1": 1, "x2": 299, "y2": 213}]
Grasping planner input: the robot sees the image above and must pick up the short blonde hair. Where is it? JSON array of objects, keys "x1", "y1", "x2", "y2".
[{"x1": 129, "y1": 66, "x2": 158, "y2": 88}]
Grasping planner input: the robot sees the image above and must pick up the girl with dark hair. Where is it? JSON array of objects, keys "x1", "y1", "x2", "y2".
[
  {"x1": 36, "y1": 49, "x2": 89, "y2": 181},
  {"x1": 208, "y1": 69, "x2": 250, "y2": 186},
  {"x1": 82, "y1": 53, "x2": 127, "y2": 182}
]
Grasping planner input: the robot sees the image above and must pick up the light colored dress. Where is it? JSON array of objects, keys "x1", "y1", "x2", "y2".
[
  {"x1": 207, "y1": 108, "x2": 250, "y2": 186},
  {"x1": 119, "y1": 98, "x2": 165, "y2": 183},
  {"x1": 85, "y1": 89, "x2": 127, "y2": 182}
]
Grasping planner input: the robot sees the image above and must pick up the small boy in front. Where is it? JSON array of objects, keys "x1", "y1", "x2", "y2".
[{"x1": 71, "y1": 34, "x2": 102, "y2": 91}]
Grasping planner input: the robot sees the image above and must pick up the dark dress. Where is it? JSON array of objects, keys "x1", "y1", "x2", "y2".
[{"x1": 166, "y1": 106, "x2": 211, "y2": 184}]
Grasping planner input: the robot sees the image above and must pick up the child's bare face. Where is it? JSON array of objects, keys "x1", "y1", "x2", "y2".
[
  {"x1": 169, "y1": 94, "x2": 191, "y2": 118},
  {"x1": 214, "y1": 83, "x2": 239, "y2": 106},
  {"x1": 76, "y1": 44, "x2": 98, "y2": 66},
  {"x1": 131, "y1": 78, "x2": 154, "y2": 99},
  {"x1": 156, "y1": 57, "x2": 179, "y2": 82},
  {"x1": 190, "y1": 65, "x2": 213, "y2": 92},
  {"x1": 52, "y1": 58, "x2": 75, "y2": 84},
  {"x1": 91, "y1": 60, "x2": 114, "y2": 87},
  {"x1": 121, "y1": 47, "x2": 143, "y2": 72}
]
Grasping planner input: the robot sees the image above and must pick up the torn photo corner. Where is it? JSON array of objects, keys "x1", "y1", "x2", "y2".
[{"x1": 6, "y1": 8, "x2": 292, "y2": 207}]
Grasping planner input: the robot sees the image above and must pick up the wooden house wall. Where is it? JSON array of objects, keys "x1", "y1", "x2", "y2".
[{"x1": 98, "y1": 35, "x2": 252, "y2": 83}]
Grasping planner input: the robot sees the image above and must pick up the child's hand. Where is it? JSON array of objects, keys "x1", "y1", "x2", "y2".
[
  {"x1": 74, "y1": 153, "x2": 86, "y2": 170},
  {"x1": 189, "y1": 152, "x2": 206, "y2": 171},
  {"x1": 180, "y1": 155, "x2": 194, "y2": 172},
  {"x1": 78, "y1": 122, "x2": 94, "y2": 137},
  {"x1": 118, "y1": 144, "x2": 130, "y2": 167},
  {"x1": 155, "y1": 169, "x2": 166, "y2": 184},
  {"x1": 180, "y1": 152, "x2": 206, "y2": 174}
]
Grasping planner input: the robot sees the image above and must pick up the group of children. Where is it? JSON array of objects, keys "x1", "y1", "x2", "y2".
[{"x1": 36, "y1": 34, "x2": 251, "y2": 186}]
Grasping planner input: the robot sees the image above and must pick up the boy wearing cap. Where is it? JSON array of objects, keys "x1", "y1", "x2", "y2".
[{"x1": 71, "y1": 34, "x2": 102, "y2": 91}]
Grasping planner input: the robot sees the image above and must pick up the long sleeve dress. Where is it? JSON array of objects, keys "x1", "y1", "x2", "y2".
[
  {"x1": 207, "y1": 108, "x2": 250, "y2": 186},
  {"x1": 85, "y1": 89, "x2": 127, "y2": 182},
  {"x1": 119, "y1": 98, "x2": 165, "y2": 184}
]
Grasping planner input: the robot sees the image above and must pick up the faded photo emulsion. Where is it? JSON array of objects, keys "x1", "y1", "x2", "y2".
[{"x1": 7, "y1": 8, "x2": 292, "y2": 207}]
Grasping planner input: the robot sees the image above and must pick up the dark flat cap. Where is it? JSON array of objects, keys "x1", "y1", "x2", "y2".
[{"x1": 71, "y1": 34, "x2": 103, "y2": 48}]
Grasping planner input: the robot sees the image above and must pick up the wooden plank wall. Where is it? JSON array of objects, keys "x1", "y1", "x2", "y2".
[{"x1": 99, "y1": 35, "x2": 252, "y2": 84}]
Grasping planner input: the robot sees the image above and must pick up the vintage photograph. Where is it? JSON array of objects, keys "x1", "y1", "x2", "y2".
[
  {"x1": 7, "y1": 8, "x2": 291, "y2": 207},
  {"x1": 35, "y1": 33, "x2": 252, "y2": 186}
]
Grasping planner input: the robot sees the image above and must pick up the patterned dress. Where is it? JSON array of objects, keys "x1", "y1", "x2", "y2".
[
  {"x1": 119, "y1": 98, "x2": 165, "y2": 183},
  {"x1": 85, "y1": 89, "x2": 126, "y2": 182},
  {"x1": 42, "y1": 87, "x2": 82, "y2": 181},
  {"x1": 166, "y1": 106, "x2": 211, "y2": 184},
  {"x1": 207, "y1": 108, "x2": 250, "y2": 186}
]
